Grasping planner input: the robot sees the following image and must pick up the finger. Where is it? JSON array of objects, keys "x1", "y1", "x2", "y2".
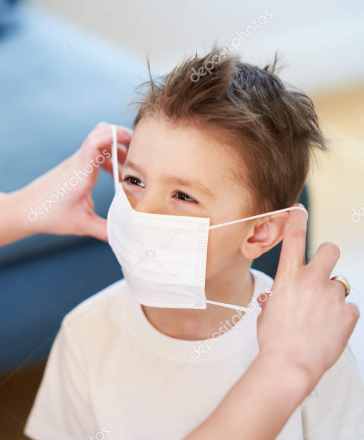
[
  {"x1": 85, "y1": 194, "x2": 95, "y2": 210},
  {"x1": 101, "y1": 124, "x2": 133, "y2": 147},
  {"x1": 92, "y1": 122, "x2": 133, "y2": 145},
  {"x1": 257, "y1": 293, "x2": 269, "y2": 310},
  {"x1": 275, "y1": 204, "x2": 308, "y2": 279},
  {"x1": 114, "y1": 125, "x2": 133, "y2": 149},
  {"x1": 92, "y1": 128, "x2": 132, "y2": 153},
  {"x1": 101, "y1": 149, "x2": 127, "y2": 181},
  {"x1": 331, "y1": 278, "x2": 348, "y2": 299},
  {"x1": 84, "y1": 214, "x2": 108, "y2": 242},
  {"x1": 100, "y1": 145, "x2": 128, "y2": 175},
  {"x1": 309, "y1": 242, "x2": 340, "y2": 276},
  {"x1": 82, "y1": 125, "x2": 133, "y2": 161},
  {"x1": 101, "y1": 159, "x2": 113, "y2": 175},
  {"x1": 345, "y1": 302, "x2": 360, "y2": 330},
  {"x1": 117, "y1": 144, "x2": 128, "y2": 165}
]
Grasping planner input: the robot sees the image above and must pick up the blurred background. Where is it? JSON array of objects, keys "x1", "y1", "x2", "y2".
[{"x1": 0, "y1": 0, "x2": 363, "y2": 438}]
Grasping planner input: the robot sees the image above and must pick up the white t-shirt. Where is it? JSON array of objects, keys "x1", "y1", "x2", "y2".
[{"x1": 25, "y1": 269, "x2": 364, "y2": 440}]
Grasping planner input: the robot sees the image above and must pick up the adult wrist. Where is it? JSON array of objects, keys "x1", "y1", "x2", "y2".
[{"x1": 256, "y1": 349, "x2": 314, "y2": 401}]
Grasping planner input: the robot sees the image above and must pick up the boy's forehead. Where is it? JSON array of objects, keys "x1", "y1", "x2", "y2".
[{"x1": 129, "y1": 117, "x2": 242, "y2": 187}]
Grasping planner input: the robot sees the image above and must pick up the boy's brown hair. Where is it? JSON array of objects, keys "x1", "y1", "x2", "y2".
[{"x1": 130, "y1": 47, "x2": 327, "y2": 214}]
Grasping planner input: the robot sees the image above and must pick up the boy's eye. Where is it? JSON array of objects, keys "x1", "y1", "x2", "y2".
[
  {"x1": 123, "y1": 176, "x2": 197, "y2": 204},
  {"x1": 172, "y1": 192, "x2": 197, "y2": 204},
  {"x1": 123, "y1": 176, "x2": 145, "y2": 188}
]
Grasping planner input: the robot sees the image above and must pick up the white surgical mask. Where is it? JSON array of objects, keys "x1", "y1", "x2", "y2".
[{"x1": 107, "y1": 125, "x2": 308, "y2": 312}]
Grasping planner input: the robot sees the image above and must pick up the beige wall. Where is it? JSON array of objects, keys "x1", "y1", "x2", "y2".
[
  {"x1": 309, "y1": 87, "x2": 364, "y2": 247},
  {"x1": 308, "y1": 87, "x2": 364, "y2": 363}
]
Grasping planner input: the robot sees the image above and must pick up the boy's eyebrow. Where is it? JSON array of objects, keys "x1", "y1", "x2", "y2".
[{"x1": 123, "y1": 159, "x2": 214, "y2": 197}]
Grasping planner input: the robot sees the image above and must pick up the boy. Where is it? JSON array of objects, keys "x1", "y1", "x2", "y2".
[{"x1": 25, "y1": 49, "x2": 364, "y2": 439}]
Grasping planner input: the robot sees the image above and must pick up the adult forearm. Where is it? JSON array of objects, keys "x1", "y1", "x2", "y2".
[
  {"x1": 184, "y1": 352, "x2": 310, "y2": 440},
  {"x1": 0, "y1": 189, "x2": 38, "y2": 246}
]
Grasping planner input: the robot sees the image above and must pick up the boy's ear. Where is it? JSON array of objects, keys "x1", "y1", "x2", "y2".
[{"x1": 240, "y1": 214, "x2": 288, "y2": 260}]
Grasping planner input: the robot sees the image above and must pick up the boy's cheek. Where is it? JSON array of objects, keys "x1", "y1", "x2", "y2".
[{"x1": 205, "y1": 233, "x2": 245, "y2": 276}]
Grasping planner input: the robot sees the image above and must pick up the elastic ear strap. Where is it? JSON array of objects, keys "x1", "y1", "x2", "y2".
[
  {"x1": 111, "y1": 125, "x2": 119, "y2": 193},
  {"x1": 205, "y1": 299, "x2": 249, "y2": 312},
  {"x1": 209, "y1": 206, "x2": 308, "y2": 230}
]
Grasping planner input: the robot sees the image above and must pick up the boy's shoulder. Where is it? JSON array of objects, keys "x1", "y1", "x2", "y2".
[
  {"x1": 62, "y1": 278, "x2": 129, "y2": 336},
  {"x1": 250, "y1": 268, "x2": 274, "y2": 296}
]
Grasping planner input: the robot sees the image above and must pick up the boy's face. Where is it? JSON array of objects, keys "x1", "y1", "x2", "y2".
[{"x1": 121, "y1": 116, "x2": 255, "y2": 279}]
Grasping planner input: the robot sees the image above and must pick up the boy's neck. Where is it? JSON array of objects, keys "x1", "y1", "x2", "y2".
[{"x1": 141, "y1": 263, "x2": 254, "y2": 341}]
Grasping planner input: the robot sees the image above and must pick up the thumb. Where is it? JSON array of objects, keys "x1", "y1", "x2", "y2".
[{"x1": 84, "y1": 214, "x2": 108, "y2": 242}]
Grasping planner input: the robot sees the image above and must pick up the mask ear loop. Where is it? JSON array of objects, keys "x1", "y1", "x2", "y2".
[
  {"x1": 208, "y1": 206, "x2": 308, "y2": 230},
  {"x1": 205, "y1": 299, "x2": 249, "y2": 312},
  {"x1": 204, "y1": 205, "x2": 308, "y2": 312},
  {"x1": 111, "y1": 125, "x2": 119, "y2": 193}
]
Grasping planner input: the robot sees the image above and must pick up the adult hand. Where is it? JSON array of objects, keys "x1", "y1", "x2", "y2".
[
  {"x1": 1, "y1": 123, "x2": 132, "y2": 246},
  {"x1": 185, "y1": 205, "x2": 360, "y2": 440},
  {"x1": 257, "y1": 203, "x2": 360, "y2": 389}
]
